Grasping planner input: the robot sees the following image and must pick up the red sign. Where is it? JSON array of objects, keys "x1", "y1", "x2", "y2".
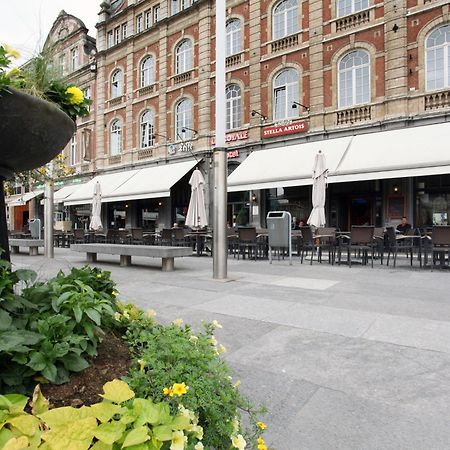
[
  {"x1": 262, "y1": 121, "x2": 308, "y2": 138},
  {"x1": 211, "y1": 130, "x2": 249, "y2": 146},
  {"x1": 227, "y1": 149, "x2": 239, "y2": 159}
]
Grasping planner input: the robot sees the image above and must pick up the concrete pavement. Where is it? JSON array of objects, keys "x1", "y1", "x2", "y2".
[{"x1": 10, "y1": 248, "x2": 450, "y2": 450}]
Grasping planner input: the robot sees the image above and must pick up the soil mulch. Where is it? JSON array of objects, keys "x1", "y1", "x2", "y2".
[{"x1": 40, "y1": 333, "x2": 132, "y2": 408}]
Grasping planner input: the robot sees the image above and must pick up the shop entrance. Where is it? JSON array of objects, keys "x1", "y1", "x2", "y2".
[{"x1": 349, "y1": 197, "x2": 373, "y2": 226}]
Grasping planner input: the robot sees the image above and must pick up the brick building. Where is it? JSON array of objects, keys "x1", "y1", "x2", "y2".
[{"x1": 13, "y1": 0, "x2": 450, "y2": 231}]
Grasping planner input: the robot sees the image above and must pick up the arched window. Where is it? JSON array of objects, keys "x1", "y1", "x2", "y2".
[
  {"x1": 426, "y1": 24, "x2": 450, "y2": 91},
  {"x1": 273, "y1": 69, "x2": 299, "y2": 120},
  {"x1": 226, "y1": 19, "x2": 242, "y2": 56},
  {"x1": 336, "y1": 0, "x2": 369, "y2": 18},
  {"x1": 175, "y1": 98, "x2": 193, "y2": 140},
  {"x1": 272, "y1": 0, "x2": 298, "y2": 41},
  {"x1": 175, "y1": 39, "x2": 193, "y2": 74},
  {"x1": 110, "y1": 119, "x2": 122, "y2": 155},
  {"x1": 140, "y1": 110, "x2": 154, "y2": 148},
  {"x1": 110, "y1": 69, "x2": 123, "y2": 98},
  {"x1": 226, "y1": 84, "x2": 242, "y2": 130},
  {"x1": 338, "y1": 50, "x2": 370, "y2": 108},
  {"x1": 140, "y1": 56, "x2": 154, "y2": 87}
]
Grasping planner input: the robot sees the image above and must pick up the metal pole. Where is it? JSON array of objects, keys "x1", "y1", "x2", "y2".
[
  {"x1": 44, "y1": 181, "x2": 54, "y2": 258},
  {"x1": 0, "y1": 177, "x2": 11, "y2": 262},
  {"x1": 213, "y1": 0, "x2": 227, "y2": 279}
]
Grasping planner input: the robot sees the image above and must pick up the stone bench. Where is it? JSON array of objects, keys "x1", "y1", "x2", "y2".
[
  {"x1": 70, "y1": 243, "x2": 192, "y2": 271},
  {"x1": 9, "y1": 239, "x2": 44, "y2": 256}
]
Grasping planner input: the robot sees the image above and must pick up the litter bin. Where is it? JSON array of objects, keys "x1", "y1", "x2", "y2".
[
  {"x1": 29, "y1": 218, "x2": 41, "y2": 239},
  {"x1": 266, "y1": 211, "x2": 292, "y2": 264}
]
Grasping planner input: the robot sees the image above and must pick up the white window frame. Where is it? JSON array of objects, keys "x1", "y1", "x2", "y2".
[
  {"x1": 226, "y1": 19, "x2": 242, "y2": 56},
  {"x1": 425, "y1": 24, "x2": 450, "y2": 92},
  {"x1": 140, "y1": 110, "x2": 154, "y2": 148},
  {"x1": 107, "y1": 31, "x2": 113, "y2": 48},
  {"x1": 110, "y1": 119, "x2": 122, "y2": 155},
  {"x1": 273, "y1": 68, "x2": 299, "y2": 120},
  {"x1": 153, "y1": 4, "x2": 161, "y2": 23},
  {"x1": 338, "y1": 49, "x2": 370, "y2": 109},
  {"x1": 83, "y1": 87, "x2": 91, "y2": 112},
  {"x1": 175, "y1": 39, "x2": 193, "y2": 74},
  {"x1": 71, "y1": 47, "x2": 78, "y2": 71},
  {"x1": 272, "y1": 0, "x2": 299, "y2": 41},
  {"x1": 136, "y1": 14, "x2": 143, "y2": 33},
  {"x1": 336, "y1": 0, "x2": 369, "y2": 18},
  {"x1": 70, "y1": 135, "x2": 77, "y2": 166},
  {"x1": 114, "y1": 27, "x2": 120, "y2": 45},
  {"x1": 172, "y1": 0, "x2": 179, "y2": 14},
  {"x1": 226, "y1": 84, "x2": 242, "y2": 130},
  {"x1": 140, "y1": 56, "x2": 154, "y2": 87},
  {"x1": 144, "y1": 10, "x2": 152, "y2": 28},
  {"x1": 122, "y1": 23, "x2": 127, "y2": 40},
  {"x1": 175, "y1": 98, "x2": 193, "y2": 140},
  {"x1": 59, "y1": 53, "x2": 65, "y2": 75},
  {"x1": 111, "y1": 69, "x2": 123, "y2": 98}
]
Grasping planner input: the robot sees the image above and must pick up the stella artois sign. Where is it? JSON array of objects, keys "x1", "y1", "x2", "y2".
[{"x1": 262, "y1": 120, "x2": 308, "y2": 138}]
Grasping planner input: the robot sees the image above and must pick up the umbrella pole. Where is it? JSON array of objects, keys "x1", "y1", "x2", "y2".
[{"x1": 0, "y1": 177, "x2": 10, "y2": 262}]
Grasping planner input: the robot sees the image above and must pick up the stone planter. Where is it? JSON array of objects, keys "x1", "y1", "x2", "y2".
[{"x1": 0, "y1": 88, "x2": 76, "y2": 261}]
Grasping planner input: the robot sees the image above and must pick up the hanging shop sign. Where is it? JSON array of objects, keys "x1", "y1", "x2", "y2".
[
  {"x1": 262, "y1": 120, "x2": 308, "y2": 138},
  {"x1": 211, "y1": 130, "x2": 249, "y2": 146}
]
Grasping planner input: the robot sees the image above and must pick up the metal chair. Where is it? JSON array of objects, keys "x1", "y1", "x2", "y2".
[
  {"x1": 159, "y1": 229, "x2": 173, "y2": 246},
  {"x1": 316, "y1": 227, "x2": 337, "y2": 264},
  {"x1": 172, "y1": 228, "x2": 188, "y2": 246},
  {"x1": 338, "y1": 226, "x2": 375, "y2": 267},
  {"x1": 237, "y1": 227, "x2": 258, "y2": 260},
  {"x1": 431, "y1": 226, "x2": 450, "y2": 270},
  {"x1": 298, "y1": 226, "x2": 316, "y2": 264}
]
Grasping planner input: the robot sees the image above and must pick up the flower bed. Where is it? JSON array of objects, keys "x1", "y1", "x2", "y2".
[{"x1": 0, "y1": 263, "x2": 269, "y2": 450}]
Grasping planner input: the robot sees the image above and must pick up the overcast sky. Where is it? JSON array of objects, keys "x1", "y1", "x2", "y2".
[{"x1": 0, "y1": 1, "x2": 101, "y2": 65}]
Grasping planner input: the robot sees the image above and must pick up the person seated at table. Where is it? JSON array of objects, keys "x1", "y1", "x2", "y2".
[
  {"x1": 172, "y1": 222, "x2": 179, "y2": 229},
  {"x1": 396, "y1": 216, "x2": 411, "y2": 234}
]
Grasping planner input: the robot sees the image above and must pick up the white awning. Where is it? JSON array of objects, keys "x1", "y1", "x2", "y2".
[
  {"x1": 6, "y1": 191, "x2": 43, "y2": 207},
  {"x1": 228, "y1": 122, "x2": 450, "y2": 192},
  {"x1": 227, "y1": 136, "x2": 353, "y2": 192},
  {"x1": 54, "y1": 184, "x2": 82, "y2": 203},
  {"x1": 104, "y1": 160, "x2": 198, "y2": 203},
  {"x1": 330, "y1": 122, "x2": 450, "y2": 183},
  {"x1": 64, "y1": 170, "x2": 138, "y2": 206}
]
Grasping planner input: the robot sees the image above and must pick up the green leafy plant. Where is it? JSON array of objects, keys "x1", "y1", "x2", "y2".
[
  {"x1": 121, "y1": 308, "x2": 266, "y2": 449},
  {"x1": 0, "y1": 379, "x2": 205, "y2": 450},
  {"x1": 0, "y1": 265, "x2": 118, "y2": 392}
]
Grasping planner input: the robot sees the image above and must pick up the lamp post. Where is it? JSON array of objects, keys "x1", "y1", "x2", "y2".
[{"x1": 213, "y1": 0, "x2": 227, "y2": 279}]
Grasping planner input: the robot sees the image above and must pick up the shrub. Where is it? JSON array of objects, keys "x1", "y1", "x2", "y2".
[
  {"x1": 120, "y1": 306, "x2": 266, "y2": 449},
  {"x1": 0, "y1": 379, "x2": 205, "y2": 449},
  {"x1": 0, "y1": 264, "x2": 118, "y2": 392}
]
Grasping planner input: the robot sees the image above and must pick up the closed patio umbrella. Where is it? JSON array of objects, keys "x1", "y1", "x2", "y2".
[
  {"x1": 307, "y1": 150, "x2": 328, "y2": 228},
  {"x1": 89, "y1": 181, "x2": 103, "y2": 231},
  {"x1": 185, "y1": 168, "x2": 208, "y2": 228}
]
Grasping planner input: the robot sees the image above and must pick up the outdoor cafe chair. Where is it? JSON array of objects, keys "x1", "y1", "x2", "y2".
[
  {"x1": 172, "y1": 228, "x2": 188, "y2": 246},
  {"x1": 72, "y1": 228, "x2": 86, "y2": 244},
  {"x1": 237, "y1": 227, "x2": 258, "y2": 260},
  {"x1": 316, "y1": 227, "x2": 337, "y2": 264},
  {"x1": 298, "y1": 226, "x2": 316, "y2": 265},
  {"x1": 431, "y1": 226, "x2": 450, "y2": 270},
  {"x1": 338, "y1": 226, "x2": 375, "y2": 268},
  {"x1": 130, "y1": 228, "x2": 144, "y2": 245},
  {"x1": 374, "y1": 227, "x2": 385, "y2": 264},
  {"x1": 159, "y1": 229, "x2": 173, "y2": 246}
]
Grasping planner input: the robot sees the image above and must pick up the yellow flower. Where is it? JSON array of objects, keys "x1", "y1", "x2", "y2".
[
  {"x1": 163, "y1": 387, "x2": 174, "y2": 397},
  {"x1": 66, "y1": 86, "x2": 84, "y2": 105},
  {"x1": 112, "y1": 291, "x2": 119, "y2": 297},
  {"x1": 210, "y1": 336, "x2": 218, "y2": 346},
  {"x1": 172, "y1": 382, "x2": 188, "y2": 396},
  {"x1": 170, "y1": 430, "x2": 187, "y2": 450},
  {"x1": 256, "y1": 421, "x2": 267, "y2": 430},
  {"x1": 146, "y1": 308, "x2": 156, "y2": 318},
  {"x1": 172, "y1": 318, "x2": 184, "y2": 327},
  {"x1": 257, "y1": 444, "x2": 267, "y2": 450},
  {"x1": 122, "y1": 310, "x2": 130, "y2": 319},
  {"x1": 4, "y1": 44, "x2": 20, "y2": 59},
  {"x1": 232, "y1": 417, "x2": 240, "y2": 433},
  {"x1": 96, "y1": 273, "x2": 102, "y2": 278},
  {"x1": 137, "y1": 359, "x2": 145, "y2": 372},
  {"x1": 8, "y1": 67, "x2": 21, "y2": 77},
  {"x1": 218, "y1": 344, "x2": 227, "y2": 354},
  {"x1": 212, "y1": 319, "x2": 222, "y2": 329},
  {"x1": 257, "y1": 437, "x2": 264, "y2": 445},
  {"x1": 113, "y1": 312, "x2": 121, "y2": 321},
  {"x1": 233, "y1": 380, "x2": 241, "y2": 388},
  {"x1": 194, "y1": 443, "x2": 204, "y2": 450},
  {"x1": 189, "y1": 335, "x2": 198, "y2": 344},
  {"x1": 231, "y1": 434, "x2": 246, "y2": 450},
  {"x1": 190, "y1": 425, "x2": 203, "y2": 440}
]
